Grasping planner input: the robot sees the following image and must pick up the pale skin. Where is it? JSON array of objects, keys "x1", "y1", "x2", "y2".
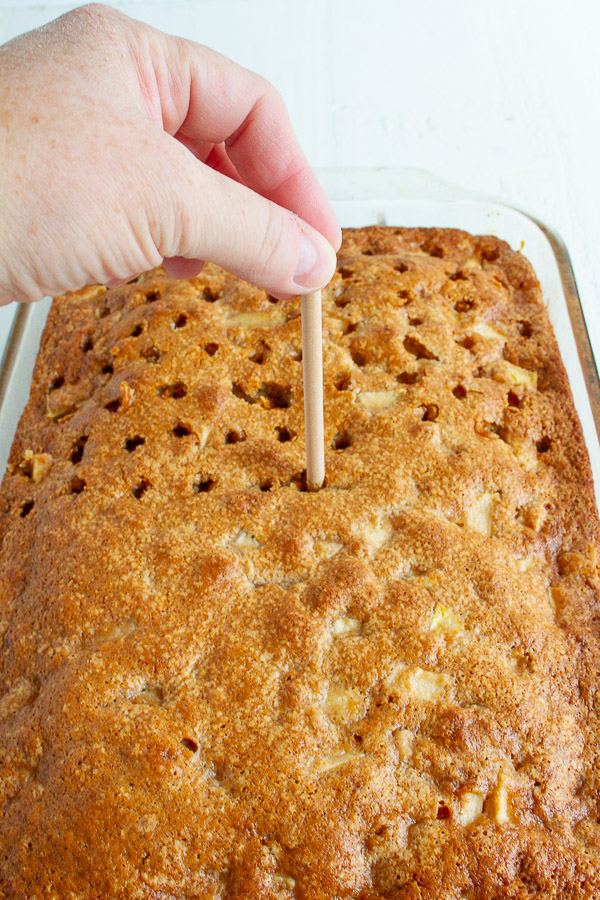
[{"x1": 0, "y1": 3, "x2": 341, "y2": 306}]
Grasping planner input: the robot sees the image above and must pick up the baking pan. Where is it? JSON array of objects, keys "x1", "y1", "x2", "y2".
[{"x1": 1, "y1": 167, "x2": 598, "y2": 507}]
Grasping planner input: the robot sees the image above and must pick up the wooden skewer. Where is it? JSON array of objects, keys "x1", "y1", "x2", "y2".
[{"x1": 301, "y1": 289, "x2": 325, "y2": 491}]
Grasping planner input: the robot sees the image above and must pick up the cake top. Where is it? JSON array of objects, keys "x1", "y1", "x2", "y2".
[{"x1": 1, "y1": 227, "x2": 599, "y2": 898}]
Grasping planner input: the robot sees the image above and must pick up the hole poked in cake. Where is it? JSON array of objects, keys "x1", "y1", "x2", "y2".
[
  {"x1": 200, "y1": 286, "x2": 221, "y2": 302},
  {"x1": 334, "y1": 294, "x2": 351, "y2": 309},
  {"x1": 517, "y1": 320, "x2": 533, "y2": 338},
  {"x1": 481, "y1": 244, "x2": 501, "y2": 262},
  {"x1": 141, "y1": 346, "x2": 160, "y2": 364},
  {"x1": 69, "y1": 476, "x2": 86, "y2": 495},
  {"x1": 249, "y1": 341, "x2": 269, "y2": 364},
  {"x1": 289, "y1": 469, "x2": 308, "y2": 492},
  {"x1": 171, "y1": 423, "x2": 192, "y2": 439},
  {"x1": 20, "y1": 499, "x2": 35, "y2": 518},
  {"x1": 420, "y1": 403, "x2": 439, "y2": 422},
  {"x1": 275, "y1": 426, "x2": 295, "y2": 443},
  {"x1": 101, "y1": 360, "x2": 115, "y2": 374},
  {"x1": 350, "y1": 347, "x2": 368, "y2": 367},
  {"x1": 260, "y1": 383, "x2": 292, "y2": 409},
  {"x1": 334, "y1": 373, "x2": 352, "y2": 391},
  {"x1": 122, "y1": 435, "x2": 145, "y2": 453},
  {"x1": 131, "y1": 477, "x2": 151, "y2": 499},
  {"x1": 81, "y1": 334, "x2": 94, "y2": 353},
  {"x1": 331, "y1": 431, "x2": 351, "y2": 451},
  {"x1": 48, "y1": 374, "x2": 64, "y2": 392},
  {"x1": 422, "y1": 242, "x2": 445, "y2": 258},
  {"x1": 104, "y1": 398, "x2": 121, "y2": 413},
  {"x1": 70, "y1": 435, "x2": 89, "y2": 464},
  {"x1": 180, "y1": 737, "x2": 199, "y2": 753},
  {"x1": 536, "y1": 435, "x2": 552, "y2": 453},
  {"x1": 225, "y1": 427, "x2": 246, "y2": 444},
  {"x1": 396, "y1": 371, "x2": 419, "y2": 386},
  {"x1": 157, "y1": 381, "x2": 188, "y2": 399},
  {"x1": 193, "y1": 476, "x2": 215, "y2": 493},
  {"x1": 436, "y1": 801, "x2": 451, "y2": 820},
  {"x1": 130, "y1": 323, "x2": 144, "y2": 338},
  {"x1": 232, "y1": 383, "x2": 251, "y2": 403},
  {"x1": 478, "y1": 420, "x2": 501, "y2": 438},
  {"x1": 454, "y1": 297, "x2": 476, "y2": 312},
  {"x1": 203, "y1": 342, "x2": 219, "y2": 357},
  {"x1": 232, "y1": 382, "x2": 292, "y2": 409},
  {"x1": 403, "y1": 335, "x2": 438, "y2": 361},
  {"x1": 452, "y1": 384, "x2": 467, "y2": 400},
  {"x1": 172, "y1": 313, "x2": 188, "y2": 329}
]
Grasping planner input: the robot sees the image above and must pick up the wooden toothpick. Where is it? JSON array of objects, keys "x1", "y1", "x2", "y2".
[{"x1": 301, "y1": 289, "x2": 325, "y2": 491}]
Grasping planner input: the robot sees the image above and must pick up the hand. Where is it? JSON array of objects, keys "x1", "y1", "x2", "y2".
[{"x1": 0, "y1": 3, "x2": 341, "y2": 305}]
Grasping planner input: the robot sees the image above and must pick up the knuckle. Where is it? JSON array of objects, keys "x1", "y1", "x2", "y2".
[
  {"x1": 70, "y1": 3, "x2": 115, "y2": 24},
  {"x1": 259, "y1": 77, "x2": 284, "y2": 111},
  {"x1": 65, "y1": 3, "x2": 125, "y2": 41}
]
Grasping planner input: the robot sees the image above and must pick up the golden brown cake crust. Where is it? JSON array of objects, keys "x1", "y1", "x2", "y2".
[{"x1": 1, "y1": 227, "x2": 600, "y2": 899}]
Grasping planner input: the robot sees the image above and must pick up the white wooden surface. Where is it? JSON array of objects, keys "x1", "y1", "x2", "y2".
[{"x1": 1, "y1": 0, "x2": 599, "y2": 368}]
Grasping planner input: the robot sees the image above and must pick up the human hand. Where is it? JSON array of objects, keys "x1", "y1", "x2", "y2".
[{"x1": 0, "y1": 3, "x2": 341, "y2": 305}]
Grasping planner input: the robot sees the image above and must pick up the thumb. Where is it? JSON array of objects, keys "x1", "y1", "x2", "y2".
[{"x1": 159, "y1": 150, "x2": 338, "y2": 298}]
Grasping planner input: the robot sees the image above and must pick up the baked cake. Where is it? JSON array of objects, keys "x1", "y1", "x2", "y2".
[{"x1": 1, "y1": 227, "x2": 599, "y2": 898}]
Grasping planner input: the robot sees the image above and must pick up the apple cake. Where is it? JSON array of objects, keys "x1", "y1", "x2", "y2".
[{"x1": 1, "y1": 227, "x2": 599, "y2": 898}]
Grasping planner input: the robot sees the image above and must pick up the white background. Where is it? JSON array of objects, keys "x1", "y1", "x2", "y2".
[{"x1": 1, "y1": 0, "x2": 599, "y2": 366}]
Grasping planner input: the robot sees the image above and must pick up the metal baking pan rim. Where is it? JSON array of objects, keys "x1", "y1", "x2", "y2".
[{"x1": 0, "y1": 302, "x2": 32, "y2": 421}]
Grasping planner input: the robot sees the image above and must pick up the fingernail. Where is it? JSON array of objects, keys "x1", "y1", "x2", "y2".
[
  {"x1": 293, "y1": 235, "x2": 319, "y2": 287},
  {"x1": 163, "y1": 256, "x2": 205, "y2": 279},
  {"x1": 294, "y1": 233, "x2": 338, "y2": 289}
]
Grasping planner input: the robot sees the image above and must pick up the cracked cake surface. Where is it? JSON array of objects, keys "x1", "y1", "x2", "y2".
[{"x1": 1, "y1": 226, "x2": 600, "y2": 898}]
